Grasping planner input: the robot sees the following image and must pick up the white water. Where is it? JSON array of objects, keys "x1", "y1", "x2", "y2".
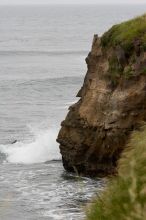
[
  {"x1": 0, "y1": 5, "x2": 146, "y2": 220},
  {"x1": 0, "y1": 126, "x2": 61, "y2": 164}
]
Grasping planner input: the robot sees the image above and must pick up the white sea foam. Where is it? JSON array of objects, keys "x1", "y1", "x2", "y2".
[
  {"x1": 57, "y1": 100, "x2": 78, "y2": 110},
  {"x1": 65, "y1": 101, "x2": 76, "y2": 105},
  {"x1": 0, "y1": 127, "x2": 61, "y2": 164}
]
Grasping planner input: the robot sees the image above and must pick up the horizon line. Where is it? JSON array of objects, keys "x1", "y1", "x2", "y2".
[{"x1": 0, "y1": 3, "x2": 146, "y2": 6}]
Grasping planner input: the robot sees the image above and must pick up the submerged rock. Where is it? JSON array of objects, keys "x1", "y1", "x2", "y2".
[
  {"x1": 57, "y1": 15, "x2": 146, "y2": 177},
  {"x1": 11, "y1": 140, "x2": 17, "y2": 144}
]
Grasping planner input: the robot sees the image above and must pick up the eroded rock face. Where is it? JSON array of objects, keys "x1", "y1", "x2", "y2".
[{"x1": 57, "y1": 34, "x2": 146, "y2": 177}]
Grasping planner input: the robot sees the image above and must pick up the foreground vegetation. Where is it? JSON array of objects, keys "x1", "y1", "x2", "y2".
[{"x1": 87, "y1": 127, "x2": 146, "y2": 220}]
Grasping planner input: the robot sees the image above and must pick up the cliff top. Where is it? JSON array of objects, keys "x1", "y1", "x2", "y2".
[
  {"x1": 101, "y1": 14, "x2": 146, "y2": 53},
  {"x1": 98, "y1": 14, "x2": 146, "y2": 83}
]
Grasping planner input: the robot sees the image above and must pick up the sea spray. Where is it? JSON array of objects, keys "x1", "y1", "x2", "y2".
[{"x1": 0, "y1": 126, "x2": 61, "y2": 164}]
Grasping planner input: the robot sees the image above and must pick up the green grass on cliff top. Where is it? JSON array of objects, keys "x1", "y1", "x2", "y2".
[
  {"x1": 87, "y1": 126, "x2": 146, "y2": 220},
  {"x1": 101, "y1": 14, "x2": 146, "y2": 50}
]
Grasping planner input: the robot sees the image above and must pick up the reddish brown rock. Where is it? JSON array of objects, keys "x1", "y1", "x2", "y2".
[{"x1": 57, "y1": 30, "x2": 146, "y2": 177}]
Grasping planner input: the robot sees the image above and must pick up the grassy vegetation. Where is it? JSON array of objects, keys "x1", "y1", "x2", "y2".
[
  {"x1": 101, "y1": 14, "x2": 146, "y2": 53},
  {"x1": 142, "y1": 67, "x2": 146, "y2": 75},
  {"x1": 102, "y1": 14, "x2": 146, "y2": 83},
  {"x1": 123, "y1": 66, "x2": 134, "y2": 79},
  {"x1": 86, "y1": 127, "x2": 146, "y2": 220},
  {"x1": 107, "y1": 55, "x2": 122, "y2": 85}
]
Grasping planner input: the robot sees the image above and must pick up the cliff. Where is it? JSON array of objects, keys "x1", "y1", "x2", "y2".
[{"x1": 57, "y1": 14, "x2": 146, "y2": 177}]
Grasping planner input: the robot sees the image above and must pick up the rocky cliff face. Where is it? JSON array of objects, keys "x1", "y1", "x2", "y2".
[{"x1": 57, "y1": 15, "x2": 146, "y2": 176}]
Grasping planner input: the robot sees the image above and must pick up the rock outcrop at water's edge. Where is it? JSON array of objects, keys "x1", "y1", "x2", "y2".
[{"x1": 57, "y1": 15, "x2": 146, "y2": 177}]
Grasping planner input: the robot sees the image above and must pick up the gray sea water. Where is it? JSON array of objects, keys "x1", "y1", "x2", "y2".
[{"x1": 0, "y1": 4, "x2": 146, "y2": 220}]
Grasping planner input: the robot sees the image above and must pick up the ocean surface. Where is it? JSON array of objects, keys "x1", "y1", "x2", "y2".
[{"x1": 0, "y1": 4, "x2": 146, "y2": 220}]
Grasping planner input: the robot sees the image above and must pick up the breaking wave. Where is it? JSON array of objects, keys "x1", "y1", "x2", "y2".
[{"x1": 0, "y1": 126, "x2": 61, "y2": 164}]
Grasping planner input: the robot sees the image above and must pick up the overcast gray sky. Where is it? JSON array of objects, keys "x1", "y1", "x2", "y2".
[{"x1": 0, "y1": 0, "x2": 146, "y2": 5}]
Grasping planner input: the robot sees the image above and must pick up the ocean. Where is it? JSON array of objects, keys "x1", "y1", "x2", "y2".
[{"x1": 0, "y1": 4, "x2": 146, "y2": 220}]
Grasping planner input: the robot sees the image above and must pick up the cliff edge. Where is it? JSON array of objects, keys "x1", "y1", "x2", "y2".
[{"x1": 57, "y1": 15, "x2": 146, "y2": 177}]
